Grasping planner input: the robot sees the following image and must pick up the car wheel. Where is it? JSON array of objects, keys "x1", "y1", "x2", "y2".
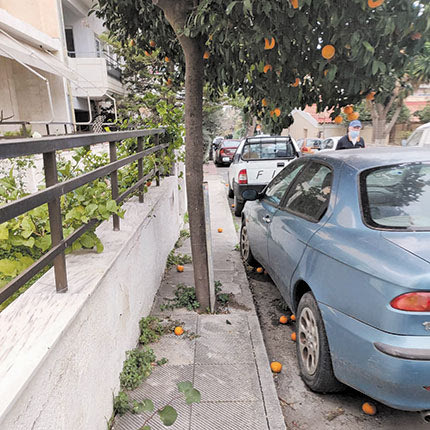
[
  {"x1": 234, "y1": 194, "x2": 244, "y2": 216},
  {"x1": 240, "y1": 222, "x2": 258, "y2": 267},
  {"x1": 296, "y1": 292, "x2": 344, "y2": 393}
]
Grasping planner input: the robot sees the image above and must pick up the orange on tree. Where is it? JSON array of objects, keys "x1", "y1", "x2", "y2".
[
  {"x1": 348, "y1": 111, "x2": 360, "y2": 121},
  {"x1": 322, "y1": 44, "x2": 335, "y2": 60},
  {"x1": 264, "y1": 37, "x2": 276, "y2": 50},
  {"x1": 290, "y1": 0, "x2": 299, "y2": 9},
  {"x1": 270, "y1": 361, "x2": 282, "y2": 373},
  {"x1": 144, "y1": 50, "x2": 151, "y2": 57},
  {"x1": 262, "y1": 98, "x2": 268, "y2": 107},
  {"x1": 166, "y1": 78, "x2": 172, "y2": 86},
  {"x1": 149, "y1": 40, "x2": 156, "y2": 47},
  {"x1": 362, "y1": 402, "x2": 377, "y2": 415},
  {"x1": 368, "y1": 0, "x2": 384, "y2": 8},
  {"x1": 273, "y1": 108, "x2": 281, "y2": 117},
  {"x1": 366, "y1": 92, "x2": 376, "y2": 101},
  {"x1": 279, "y1": 315, "x2": 288, "y2": 324},
  {"x1": 291, "y1": 78, "x2": 300, "y2": 87},
  {"x1": 176, "y1": 265, "x2": 184, "y2": 272},
  {"x1": 203, "y1": 50, "x2": 210, "y2": 59},
  {"x1": 256, "y1": 267, "x2": 264, "y2": 273},
  {"x1": 323, "y1": 69, "x2": 328, "y2": 77},
  {"x1": 263, "y1": 64, "x2": 273, "y2": 73},
  {"x1": 129, "y1": 39, "x2": 135, "y2": 47},
  {"x1": 334, "y1": 115, "x2": 343, "y2": 124},
  {"x1": 165, "y1": 56, "x2": 170, "y2": 62},
  {"x1": 174, "y1": 326, "x2": 184, "y2": 336},
  {"x1": 291, "y1": 332, "x2": 297, "y2": 341},
  {"x1": 343, "y1": 105, "x2": 354, "y2": 115}
]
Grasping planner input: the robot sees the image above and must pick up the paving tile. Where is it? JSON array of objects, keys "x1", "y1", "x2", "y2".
[
  {"x1": 193, "y1": 364, "x2": 262, "y2": 403},
  {"x1": 190, "y1": 401, "x2": 269, "y2": 430}
]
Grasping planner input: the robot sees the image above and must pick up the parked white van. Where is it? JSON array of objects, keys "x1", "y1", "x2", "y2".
[
  {"x1": 403, "y1": 122, "x2": 430, "y2": 147},
  {"x1": 227, "y1": 135, "x2": 300, "y2": 216}
]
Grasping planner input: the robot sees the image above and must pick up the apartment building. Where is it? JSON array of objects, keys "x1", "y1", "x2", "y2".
[{"x1": 0, "y1": 0, "x2": 126, "y2": 137}]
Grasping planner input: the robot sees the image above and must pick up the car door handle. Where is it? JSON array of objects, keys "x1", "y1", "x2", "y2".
[
  {"x1": 277, "y1": 162, "x2": 285, "y2": 167},
  {"x1": 263, "y1": 215, "x2": 271, "y2": 223}
]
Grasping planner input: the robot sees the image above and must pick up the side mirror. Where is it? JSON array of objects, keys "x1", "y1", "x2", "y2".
[
  {"x1": 401, "y1": 139, "x2": 407, "y2": 147},
  {"x1": 242, "y1": 189, "x2": 258, "y2": 201}
]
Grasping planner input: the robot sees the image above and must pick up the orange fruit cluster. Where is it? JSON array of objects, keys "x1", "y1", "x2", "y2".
[{"x1": 270, "y1": 108, "x2": 281, "y2": 118}]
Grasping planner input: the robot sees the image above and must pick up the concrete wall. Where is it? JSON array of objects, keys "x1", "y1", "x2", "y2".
[
  {"x1": 0, "y1": 169, "x2": 187, "y2": 430},
  {"x1": 0, "y1": 0, "x2": 61, "y2": 38}
]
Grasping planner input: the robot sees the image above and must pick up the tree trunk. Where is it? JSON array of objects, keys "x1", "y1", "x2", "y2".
[
  {"x1": 246, "y1": 116, "x2": 257, "y2": 137},
  {"x1": 370, "y1": 98, "x2": 402, "y2": 146},
  {"x1": 155, "y1": 0, "x2": 210, "y2": 309}
]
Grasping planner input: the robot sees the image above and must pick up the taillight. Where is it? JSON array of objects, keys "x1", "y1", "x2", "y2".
[
  {"x1": 391, "y1": 293, "x2": 430, "y2": 312},
  {"x1": 220, "y1": 149, "x2": 225, "y2": 155},
  {"x1": 238, "y1": 169, "x2": 248, "y2": 184},
  {"x1": 301, "y1": 147, "x2": 314, "y2": 154}
]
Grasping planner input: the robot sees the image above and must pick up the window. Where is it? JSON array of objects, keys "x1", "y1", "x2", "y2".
[
  {"x1": 65, "y1": 28, "x2": 75, "y2": 57},
  {"x1": 361, "y1": 162, "x2": 430, "y2": 231},
  {"x1": 406, "y1": 130, "x2": 424, "y2": 147},
  {"x1": 263, "y1": 161, "x2": 306, "y2": 206},
  {"x1": 242, "y1": 139, "x2": 295, "y2": 160},
  {"x1": 322, "y1": 139, "x2": 334, "y2": 150},
  {"x1": 283, "y1": 162, "x2": 333, "y2": 222}
]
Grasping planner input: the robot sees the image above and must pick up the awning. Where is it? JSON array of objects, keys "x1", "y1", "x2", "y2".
[{"x1": 0, "y1": 31, "x2": 78, "y2": 81}]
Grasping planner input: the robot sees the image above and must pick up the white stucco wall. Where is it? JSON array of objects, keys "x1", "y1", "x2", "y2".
[{"x1": 0, "y1": 169, "x2": 186, "y2": 430}]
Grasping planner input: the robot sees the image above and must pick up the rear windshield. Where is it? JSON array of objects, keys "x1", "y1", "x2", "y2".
[
  {"x1": 360, "y1": 162, "x2": 430, "y2": 231},
  {"x1": 221, "y1": 140, "x2": 240, "y2": 148},
  {"x1": 242, "y1": 139, "x2": 295, "y2": 160}
]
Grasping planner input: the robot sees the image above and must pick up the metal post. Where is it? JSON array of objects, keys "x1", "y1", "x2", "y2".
[
  {"x1": 109, "y1": 141, "x2": 120, "y2": 231},
  {"x1": 154, "y1": 134, "x2": 160, "y2": 186},
  {"x1": 43, "y1": 151, "x2": 67, "y2": 293},
  {"x1": 137, "y1": 136, "x2": 144, "y2": 203},
  {"x1": 46, "y1": 124, "x2": 50, "y2": 136},
  {"x1": 203, "y1": 182, "x2": 215, "y2": 312}
]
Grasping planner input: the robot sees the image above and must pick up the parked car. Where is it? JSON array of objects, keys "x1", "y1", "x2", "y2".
[
  {"x1": 214, "y1": 139, "x2": 241, "y2": 166},
  {"x1": 320, "y1": 136, "x2": 342, "y2": 151},
  {"x1": 228, "y1": 135, "x2": 300, "y2": 216},
  {"x1": 210, "y1": 136, "x2": 224, "y2": 160},
  {"x1": 403, "y1": 122, "x2": 430, "y2": 147},
  {"x1": 240, "y1": 147, "x2": 430, "y2": 411},
  {"x1": 296, "y1": 138, "x2": 323, "y2": 154}
]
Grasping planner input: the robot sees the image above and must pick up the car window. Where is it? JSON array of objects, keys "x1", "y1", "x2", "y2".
[
  {"x1": 361, "y1": 162, "x2": 430, "y2": 231},
  {"x1": 222, "y1": 140, "x2": 240, "y2": 148},
  {"x1": 322, "y1": 139, "x2": 334, "y2": 149},
  {"x1": 263, "y1": 161, "x2": 306, "y2": 206},
  {"x1": 242, "y1": 140, "x2": 295, "y2": 160},
  {"x1": 304, "y1": 139, "x2": 322, "y2": 148},
  {"x1": 282, "y1": 162, "x2": 333, "y2": 222},
  {"x1": 406, "y1": 130, "x2": 424, "y2": 146}
]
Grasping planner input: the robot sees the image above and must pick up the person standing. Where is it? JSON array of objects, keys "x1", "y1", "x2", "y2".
[{"x1": 336, "y1": 120, "x2": 365, "y2": 150}]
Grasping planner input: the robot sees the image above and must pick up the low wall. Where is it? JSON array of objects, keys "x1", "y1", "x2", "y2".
[{"x1": 0, "y1": 170, "x2": 186, "y2": 429}]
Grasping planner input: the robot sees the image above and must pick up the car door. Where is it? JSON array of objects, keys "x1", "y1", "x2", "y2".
[
  {"x1": 267, "y1": 162, "x2": 334, "y2": 297},
  {"x1": 246, "y1": 160, "x2": 307, "y2": 266}
]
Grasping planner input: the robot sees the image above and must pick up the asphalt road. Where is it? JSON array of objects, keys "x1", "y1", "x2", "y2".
[{"x1": 216, "y1": 164, "x2": 429, "y2": 430}]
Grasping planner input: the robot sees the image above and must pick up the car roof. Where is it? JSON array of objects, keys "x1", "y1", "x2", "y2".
[
  {"x1": 309, "y1": 147, "x2": 430, "y2": 171},
  {"x1": 246, "y1": 135, "x2": 292, "y2": 143},
  {"x1": 415, "y1": 122, "x2": 430, "y2": 131}
]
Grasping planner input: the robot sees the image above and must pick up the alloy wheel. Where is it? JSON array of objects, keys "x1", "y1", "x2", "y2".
[{"x1": 298, "y1": 306, "x2": 320, "y2": 376}]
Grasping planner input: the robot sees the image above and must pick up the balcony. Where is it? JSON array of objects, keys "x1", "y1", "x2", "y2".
[{"x1": 67, "y1": 52, "x2": 126, "y2": 99}]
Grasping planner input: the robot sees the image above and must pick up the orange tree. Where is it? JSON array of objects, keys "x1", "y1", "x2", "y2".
[{"x1": 94, "y1": 0, "x2": 429, "y2": 309}]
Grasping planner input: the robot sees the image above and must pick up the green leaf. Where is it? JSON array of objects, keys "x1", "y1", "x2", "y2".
[
  {"x1": 158, "y1": 405, "x2": 177, "y2": 426},
  {"x1": 177, "y1": 381, "x2": 193, "y2": 393},
  {"x1": 226, "y1": 1, "x2": 238, "y2": 15},
  {"x1": 141, "y1": 399, "x2": 154, "y2": 412},
  {"x1": 0, "y1": 223, "x2": 9, "y2": 240},
  {"x1": 139, "y1": 426, "x2": 150, "y2": 430},
  {"x1": 95, "y1": 239, "x2": 104, "y2": 253},
  {"x1": 21, "y1": 216, "x2": 36, "y2": 239},
  {"x1": 0, "y1": 259, "x2": 19, "y2": 277},
  {"x1": 35, "y1": 235, "x2": 51, "y2": 252},
  {"x1": 80, "y1": 234, "x2": 95, "y2": 249},
  {"x1": 362, "y1": 41, "x2": 374, "y2": 54},
  {"x1": 184, "y1": 388, "x2": 201, "y2": 405},
  {"x1": 106, "y1": 200, "x2": 118, "y2": 212}
]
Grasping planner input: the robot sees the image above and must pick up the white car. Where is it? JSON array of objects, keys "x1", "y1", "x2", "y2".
[
  {"x1": 320, "y1": 136, "x2": 343, "y2": 151},
  {"x1": 227, "y1": 135, "x2": 300, "y2": 216},
  {"x1": 403, "y1": 122, "x2": 430, "y2": 147}
]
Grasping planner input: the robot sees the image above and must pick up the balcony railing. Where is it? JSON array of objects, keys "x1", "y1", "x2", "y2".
[{"x1": 0, "y1": 129, "x2": 168, "y2": 304}]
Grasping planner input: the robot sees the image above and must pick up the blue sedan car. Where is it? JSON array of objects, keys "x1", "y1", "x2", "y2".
[{"x1": 240, "y1": 147, "x2": 430, "y2": 411}]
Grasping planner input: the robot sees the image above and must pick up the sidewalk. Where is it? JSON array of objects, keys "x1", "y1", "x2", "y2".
[{"x1": 115, "y1": 163, "x2": 286, "y2": 430}]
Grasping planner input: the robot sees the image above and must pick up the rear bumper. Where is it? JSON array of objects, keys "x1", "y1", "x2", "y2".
[
  {"x1": 233, "y1": 182, "x2": 266, "y2": 203},
  {"x1": 320, "y1": 303, "x2": 430, "y2": 411}
]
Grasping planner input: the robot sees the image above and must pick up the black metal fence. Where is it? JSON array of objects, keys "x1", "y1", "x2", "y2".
[{"x1": 0, "y1": 129, "x2": 168, "y2": 304}]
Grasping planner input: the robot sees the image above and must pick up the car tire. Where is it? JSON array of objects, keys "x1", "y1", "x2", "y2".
[
  {"x1": 296, "y1": 292, "x2": 344, "y2": 393},
  {"x1": 234, "y1": 194, "x2": 244, "y2": 216},
  {"x1": 240, "y1": 222, "x2": 258, "y2": 267}
]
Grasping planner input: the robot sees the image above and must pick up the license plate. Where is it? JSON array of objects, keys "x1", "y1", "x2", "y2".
[{"x1": 222, "y1": 157, "x2": 230, "y2": 162}]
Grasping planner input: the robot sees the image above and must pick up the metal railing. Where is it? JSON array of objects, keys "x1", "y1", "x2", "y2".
[{"x1": 0, "y1": 129, "x2": 168, "y2": 304}]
